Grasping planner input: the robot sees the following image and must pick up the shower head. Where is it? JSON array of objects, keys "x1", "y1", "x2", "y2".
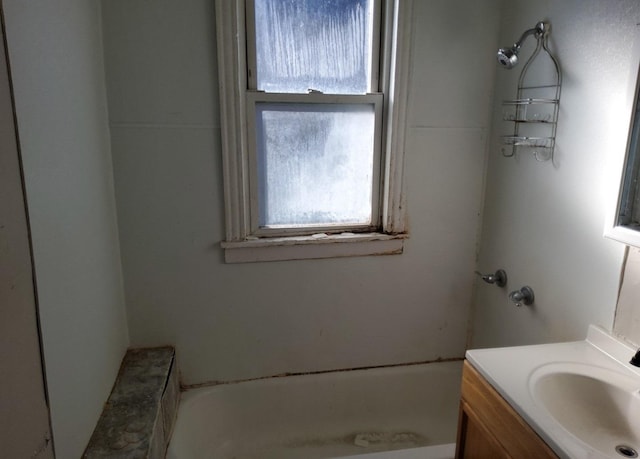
[
  {"x1": 497, "y1": 47, "x2": 519, "y2": 69},
  {"x1": 497, "y1": 21, "x2": 549, "y2": 69}
]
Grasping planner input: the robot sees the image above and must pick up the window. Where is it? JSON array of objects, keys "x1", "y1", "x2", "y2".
[{"x1": 216, "y1": 0, "x2": 411, "y2": 263}]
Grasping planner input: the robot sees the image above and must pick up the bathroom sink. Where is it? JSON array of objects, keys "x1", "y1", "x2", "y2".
[
  {"x1": 529, "y1": 363, "x2": 640, "y2": 458},
  {"x1": 466, "y1": 326, "x2": 640, "y2": 459}
]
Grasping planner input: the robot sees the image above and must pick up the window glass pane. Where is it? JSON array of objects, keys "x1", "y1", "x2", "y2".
[
  {"x1": 255, "y1": 103, "x2": 375, "y2": 227},
  {"x1": 254, "y1": 0, "x2": 373, "y2": 94}
]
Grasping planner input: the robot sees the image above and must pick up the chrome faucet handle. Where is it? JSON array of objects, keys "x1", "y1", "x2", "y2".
[
  {"x1": 509, "y1": 286, "x2": 535, "y2": 307},
  {"x1": 475, "y1": 269, "x2": 507, "y2": 288}
]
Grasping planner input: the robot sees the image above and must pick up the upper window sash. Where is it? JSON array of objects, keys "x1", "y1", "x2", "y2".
[{"x1": 245, "y1": 0, "x2": 382, "y2": 95}]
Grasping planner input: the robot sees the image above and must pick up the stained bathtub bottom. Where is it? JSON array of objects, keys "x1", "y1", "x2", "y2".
[
  {"x1": 211, "y1": 433, "x2": 452, "y2": 459},
  {"x1": 334, "y1": 443, "x2": 455, "y2": 459},
  {"x1": 187, "y1": 432, "x2": 455, "y2": 459}
]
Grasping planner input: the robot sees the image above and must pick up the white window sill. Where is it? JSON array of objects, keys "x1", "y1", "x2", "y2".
[{"x1": 221, "y1": 232, "x2": 407, "y2": 263}]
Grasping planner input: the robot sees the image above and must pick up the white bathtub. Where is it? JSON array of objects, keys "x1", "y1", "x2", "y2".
[{"x1": 167, "y1": 361, "x2": 462, "y2": 459}]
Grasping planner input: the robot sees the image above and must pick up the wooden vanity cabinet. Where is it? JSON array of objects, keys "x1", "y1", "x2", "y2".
[{"x1": 455, "y1": 360, "x2": 559, "y2": 459}]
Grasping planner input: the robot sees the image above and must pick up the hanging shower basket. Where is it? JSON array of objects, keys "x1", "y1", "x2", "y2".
[{"x1": 499, "y1": 22, "x2": 562, "y2": 162}]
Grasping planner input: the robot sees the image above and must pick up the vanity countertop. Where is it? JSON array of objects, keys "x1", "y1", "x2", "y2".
[{"x1": 466, "y1": 326, "x2": 640, "y2": 459}]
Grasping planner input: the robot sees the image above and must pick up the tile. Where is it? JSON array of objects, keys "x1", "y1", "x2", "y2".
[
  {"x1": 84, "y1": 348, "x2": 175, "y2": 458},
  {"x1": 162, "y1": 359, "x2": 180, "y2": 446}
]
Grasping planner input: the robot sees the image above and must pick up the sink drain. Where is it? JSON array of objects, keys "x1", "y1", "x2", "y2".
[{"x1": 616, "y1": 445, "x2": 639, "y2": 458}]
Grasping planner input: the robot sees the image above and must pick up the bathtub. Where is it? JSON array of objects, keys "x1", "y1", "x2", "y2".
[{"x1": 167, "y1": 360, "x2": 462, "y2": 459}]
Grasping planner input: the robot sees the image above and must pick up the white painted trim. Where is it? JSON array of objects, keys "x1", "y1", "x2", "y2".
[
  {"x1": 215, "y1": 0, "x2": 250, "y2": 241},
  {"x1": 215, "y1": 0, "x2": 410, "y2": 262},
  {"x1": 245, "y1": 0, "x2": 258, "y2": 90},
  {"x1": 369, "y1": 0, "x2": 383, "y2": 93},
  {"x1": 604, "y1": 23, "x2": 640, "y2": 248},
  {"x1": 222, "y1": 233, "x2": 406, "y2": 263},
  {"x1": 604, "y1": 225, "x2": 640, "y2": 248},
  {"x1": 381, "y1": 0, "x2": 412, "y2": 234}
]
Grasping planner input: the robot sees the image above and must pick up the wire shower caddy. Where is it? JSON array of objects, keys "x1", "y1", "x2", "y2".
[{"x1": 501, "y1": 23, "x2": 562, "y2": 162}]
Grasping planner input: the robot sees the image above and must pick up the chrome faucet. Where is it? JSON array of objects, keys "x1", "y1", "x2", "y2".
[
  {"x1": 509, "y1": 286, "x2": 535, "y2": 307},
  {"x1": 475, "y1": 269, "x2": 507, "y2": 287}
]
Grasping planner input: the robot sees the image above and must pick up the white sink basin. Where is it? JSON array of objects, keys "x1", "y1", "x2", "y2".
[
  {"x1": 466, "y1": 326, "x2": 640, "y2": 459},
  {"x1": 530, "y1": 363, "x2": 640, "y2": 458}
]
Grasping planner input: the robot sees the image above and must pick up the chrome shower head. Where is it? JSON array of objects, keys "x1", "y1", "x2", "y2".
[
  {"x1": 497, "y1": 47, "x2": 519, "y2": 69},
  {"x1": 497, "y1": 21, "x2": 549, "y2": 69}
]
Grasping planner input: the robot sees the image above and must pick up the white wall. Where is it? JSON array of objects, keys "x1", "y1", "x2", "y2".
[
  {"x1": 471, "y1": 0, "x2": 639, "y2": 348},
  {"x1": 3, "y1": 2, "x2": 130, "y2": 458},
  {"x1": 102, "y1": 0, "x2": 500, "y2": 385},
  {"x1": 6, "y1": 0, "x2": 640, "y2": 455}
]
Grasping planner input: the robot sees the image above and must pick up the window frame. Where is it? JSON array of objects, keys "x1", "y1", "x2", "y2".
[
  {"x1": 246, "y1": 91, "x2": 384, "y2": 237},
  {"x1": 215, "y1": 0, "x2": 411, "y2": 263}
]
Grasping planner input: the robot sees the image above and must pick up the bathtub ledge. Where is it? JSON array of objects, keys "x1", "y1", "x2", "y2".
[{"x1": 83, "y1": 347, "x2": 178, "y2": 459}]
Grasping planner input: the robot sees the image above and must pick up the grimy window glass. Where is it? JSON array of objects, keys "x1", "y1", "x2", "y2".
[
  {"x1": 255, "y1": 102, "x2": 376, "y2": 227},
  {"x1": 254, "y1": 0, "x2": 374, "y2": 94}
]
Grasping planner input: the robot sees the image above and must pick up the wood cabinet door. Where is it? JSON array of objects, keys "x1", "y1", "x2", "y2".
[
  {"x1": 455, "y1": 361, "x2": 558, "y2": 459},
  {"x1": 456, "y1": 401, "x2": 510, "y2": 459}
]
